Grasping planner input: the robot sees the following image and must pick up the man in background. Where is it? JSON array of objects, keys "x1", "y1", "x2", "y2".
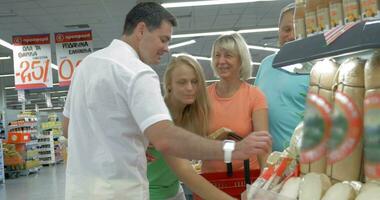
[{"x1": 255, "y1": 3, "x2": 309, "y2": 152}]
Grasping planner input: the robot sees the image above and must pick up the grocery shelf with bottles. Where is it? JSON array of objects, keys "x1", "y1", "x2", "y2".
[
  {"x1": 3, "y1": 111, "x2": 41, "y2": 178},
  {"x1": 246, "y1": 1, "x2": 380, "y2": 199}
]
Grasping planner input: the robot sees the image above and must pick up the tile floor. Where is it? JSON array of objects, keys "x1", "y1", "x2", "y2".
[
  {"x1": 0, "y1": 163, "x2": 66, "y2": 200},
  {"x1": 0, "y1": 163, "x2": 196, "y2": 200}
]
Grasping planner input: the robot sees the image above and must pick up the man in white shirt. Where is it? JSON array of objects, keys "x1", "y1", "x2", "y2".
[{"x1": 63, "y1": 2, "x2": 272, "y2": 200}]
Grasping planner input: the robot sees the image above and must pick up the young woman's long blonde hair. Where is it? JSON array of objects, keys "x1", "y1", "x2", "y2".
[{"x1": 163, "y1": 54, "x2": 210, "y2": 137}]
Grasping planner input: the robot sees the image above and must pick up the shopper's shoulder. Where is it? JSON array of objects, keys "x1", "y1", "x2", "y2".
[
  {"x1": 244, "y1": 82, "x2": 264, "y2": 96},
  {"x1": 256, "y1": 54, "x2": 276, "y2": 78},
  {"x1": 259, "y1": 54, "x2": 275, "y2": 68}
]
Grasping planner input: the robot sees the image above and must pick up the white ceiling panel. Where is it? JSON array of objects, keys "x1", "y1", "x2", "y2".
[{"x1": 0, "y1": 0, "x2": 294, "y2": 109}]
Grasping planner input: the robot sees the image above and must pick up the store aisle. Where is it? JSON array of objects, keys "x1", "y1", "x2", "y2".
[{"x1": 0, "y1": 163, "x2": 66, "y2": 200}]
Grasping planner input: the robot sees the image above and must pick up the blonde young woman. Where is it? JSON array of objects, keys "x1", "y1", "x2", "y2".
[
  {"x1": 147, "y1": 54, "x2": 234, "y2": 200},
  {"x1": 202, "y1": 33, "x2": 271, "y2": 173}
]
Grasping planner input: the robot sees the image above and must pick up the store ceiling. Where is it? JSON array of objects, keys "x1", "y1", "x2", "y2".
[{"x1": 0, "y1": 0, "x2": 292, "y2": 111}]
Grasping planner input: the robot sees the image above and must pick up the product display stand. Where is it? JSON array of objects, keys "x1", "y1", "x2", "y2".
[
  {"x1": 0, "y1": 140, "x2": 5, "y2": 184},
  {"x1": 39, "y1": 116, "x2": 64, "y2": 165},
  {"x1": 273, "y1": 19, "x2": 380, "y2": 68}
]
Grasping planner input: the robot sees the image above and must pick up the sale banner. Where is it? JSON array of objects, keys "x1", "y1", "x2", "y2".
[
  {"x1": 55, "y1": 30, "x2": 93, "y2": 87},
  {"x1": 12, "y1": 34, "x2": 53, "y2": 90}
]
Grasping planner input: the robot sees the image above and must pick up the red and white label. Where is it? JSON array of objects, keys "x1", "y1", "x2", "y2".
[
  {"x1": 301, "y1": 93, "x2": 333, "y2": 163},
  {"x1": 327, "y1": 92, "x2": 363, "y2": 164},
  {"x1": 55, "y1": 30, "x2": 93, "y2": 87},
  {"x1": 12, "y1": 34, "x2": 53, "y2": 90},
  {"x1": 364, "y1": 93, "x2": 380, "y2": 178}
]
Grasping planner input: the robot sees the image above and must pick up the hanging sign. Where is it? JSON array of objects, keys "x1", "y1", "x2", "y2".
[
  {"x1": 12, "y1": 34, "x2": 53, "y2": 90},
  {"x1": 55, "y1": 30, "x2": 93, "y2": 87}
]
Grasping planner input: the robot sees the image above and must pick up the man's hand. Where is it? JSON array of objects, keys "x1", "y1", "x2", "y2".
[{"x1": 233, "y1": 131, "x2": 272, "y2": 160}]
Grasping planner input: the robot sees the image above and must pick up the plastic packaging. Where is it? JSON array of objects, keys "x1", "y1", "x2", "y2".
[
  {"x1": 317, "y1": 0, "x2": 331, "y2": 32},
  {"x1": 305, "y1": 0, "x2": 319, "y2": 36},
  {"x1": 295, "y1": 0, "x2": 307, "y2": 39},
  {"x1": 343, "y1": 0, "x2": 361, "y2": 23},
  {"x1": 329, "y1": 0, "x2": 345, "y2": 28},
  {"x1": 360, "y1": 0, "x2": 380, "y2": 19}
]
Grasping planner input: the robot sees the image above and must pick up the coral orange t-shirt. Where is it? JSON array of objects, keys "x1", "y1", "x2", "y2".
[{"x1": 202, "y1": 82, "x2": 268, "y2": 173}]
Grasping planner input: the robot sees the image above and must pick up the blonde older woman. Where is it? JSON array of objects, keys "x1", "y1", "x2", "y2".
[{"x1": 202, "y1": 33, "x2": 271, "y2": 173}]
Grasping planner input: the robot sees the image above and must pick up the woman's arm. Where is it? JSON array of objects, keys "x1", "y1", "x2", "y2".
[
  {"x1": 252, "y1": 108, "x2": 270, "y2": 169},
  {"x1": 163, "y1": 155, "x2": 235, "y2": 200}
]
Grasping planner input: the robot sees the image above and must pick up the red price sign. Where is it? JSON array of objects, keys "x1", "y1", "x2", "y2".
[
  {"x1": 12, "y1": 34, "x2": 53, "y2": 90},
  {"x1": 58, "y1": 59, "x2": 81, "y2": 82},
  {"x1": 16, "y1": 59, "x2": 50, "y2": 83},
  {"x1": 55, "y1": 30, "x2": 93, "y2": 87}
]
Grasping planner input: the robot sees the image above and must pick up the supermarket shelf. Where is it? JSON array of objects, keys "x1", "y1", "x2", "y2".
[
  {"x1": 38, "y1": 141, "x2": 52, "y2": 145},
  {"x1": 8, "y1": 123, "x2": 38, "y2": 129},
  {"x1": 39, "y1": 154, "x2": 55, "y2": 159},
  {"x1": 0, "y1": 140, "x2": 4, "y2": 184},
  {"x1": 273, "y1": 20, "x2": 380, "y2": 68}
]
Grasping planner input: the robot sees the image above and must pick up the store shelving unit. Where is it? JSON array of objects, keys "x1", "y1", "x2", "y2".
[
  {"x1": 0, "y1": 112, "x2": 4, "y2": 140},
  {"x1": 5, "y1": 112, "x2": 41, "y2": 177},
  {"x1": 38, "y1": 120, "x2": 64, "y2": 165},
  {"x1": 0, "y1": 139, "x2": 4, "y2": 184},
  {"x1": 273, "y1": 20, "x2": 380, "y2": 68}
]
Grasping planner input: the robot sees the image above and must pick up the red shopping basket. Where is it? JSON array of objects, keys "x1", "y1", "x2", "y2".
[{"x1": 193, "y1": 169, "x2": 261, "y2": 200}]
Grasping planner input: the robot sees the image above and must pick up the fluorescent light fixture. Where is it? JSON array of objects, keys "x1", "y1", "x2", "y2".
[
  {"x1": 205, "y1": 76, "x2": 255, "y2": 83},
  {"x1": 162, "y1": 0, "x2": 277, "y2": 8},
  {"x1": 172, "y1": 53, "x2": 211, "y2": 61},
  {"x1": 247, "y1": 45, "x2": 280, "y2": 52},
  {"x1": 172, "y1": 53, "x2": 261, "y2": 65},
  {"x1": 0, "y1": 74, "x2": 13, "y2": 78},
  {"x1": 237, "y1": 27, "x2": 279, "y2": 33},
  {"x1": 172, "y1": 31, "x2": 235, "y2": 39},
  {"x1": 5, "y1": 86, "x2": 15, "y2": 90},
  {"x1": 172, "y1": 27, "x2": 278, "y2": 39},
  {"x1": 0, "y1": 39, "x2": 14, "y2": 50},
  {"x1": 51, "y1": 63, "x2": 59, "y2": 70},
  {"x1": 0, "y1": 56, "x2": 11, "y2": 60},
  {"x1": 169, "y1": 40, "x2": 196, "y2": 49}
]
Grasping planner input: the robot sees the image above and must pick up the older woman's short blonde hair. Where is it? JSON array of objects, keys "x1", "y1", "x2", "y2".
[{"x1": 210, "y1": 33, "x2": 252, "y2": 80}]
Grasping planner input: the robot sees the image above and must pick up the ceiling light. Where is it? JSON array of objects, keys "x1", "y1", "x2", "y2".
[
  {"x1": 5, "y1": 86, "x2": 15, "y2": 90},
  {"x1": 0, "y1": 39, "x2": 14, "y2": 50},
  {"x1": 51, "y1": 64, "x2": 59, "y2": 70},
  {"x1": 162, "y1": 0, "x2": 278, "y2": 8},
  {"x1": 172, "y1": 53, "x2": 211, "y2": 61},
  {"x1": 172, "y1": 53, "x2": 261, "y2": 65},
  {"x1": 172, "y1": 31, "x2": 235, "y2": 39},
  {"x1": 0, "y1": 56, "x2": 11, "y2": 60},
  {"x1": 247, "y1": 45, "x2": 279, "y2": 52},
  {"x1": 237, "y1": 27, "x2": 279, "y2": 33},
  {"x1": 169, "y1": 40, "x2": 196, "y2": 49},
  {"x1": 0, "y1": 74, "x2": 13, "y2": 78},
  {"x1": 172, "y1": 27, "x2": 277, "y2": 39}
]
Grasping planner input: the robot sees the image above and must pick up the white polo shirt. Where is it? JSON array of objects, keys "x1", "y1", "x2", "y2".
[{"x1": 63, "y1": 39, "x2": 172, "y2": 200}]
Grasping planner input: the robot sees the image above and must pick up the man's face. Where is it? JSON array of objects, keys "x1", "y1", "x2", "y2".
[
  {"x1": 279, "y1": 11, "x2": 295, "y2": 47},
  {"x1": 139, "y1": 21, "x2": 172, "y2": 65}
]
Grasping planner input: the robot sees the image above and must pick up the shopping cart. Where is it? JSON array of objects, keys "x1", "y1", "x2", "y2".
[{"x1": 193, "y1": 160, "x2": 260, "y2": 200}]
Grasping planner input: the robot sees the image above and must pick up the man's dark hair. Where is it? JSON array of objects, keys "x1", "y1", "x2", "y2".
[{"x1": 123, "y1": 2, "x2": 177, "y2": 35}]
